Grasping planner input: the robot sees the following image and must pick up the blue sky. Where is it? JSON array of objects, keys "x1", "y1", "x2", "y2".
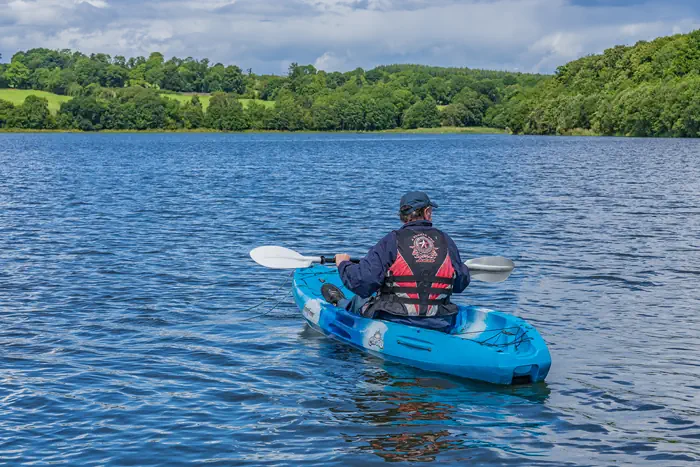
[{"x1": 1, "y1": 0, "x2": 699, "y2": 74}]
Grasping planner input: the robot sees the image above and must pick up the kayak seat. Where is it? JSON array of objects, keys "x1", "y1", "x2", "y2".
[{"x1": 321, "y1": 284, "x2": 346, "y2": 306}]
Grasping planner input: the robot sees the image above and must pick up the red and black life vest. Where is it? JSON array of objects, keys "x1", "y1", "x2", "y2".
[{"x1": 376, "y1": 228, "x2": 456, "y2": 317}]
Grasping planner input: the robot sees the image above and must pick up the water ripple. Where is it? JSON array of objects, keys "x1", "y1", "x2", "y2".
[{"x1": 1, "y1": 133, "x2": 699, "y2": 465}]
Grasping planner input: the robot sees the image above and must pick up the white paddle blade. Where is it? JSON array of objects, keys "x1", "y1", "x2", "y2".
[
  {"x1": 465, "y1": 256, "x2": 515, "y2": 283},
  {"x1": 249, "y1": 246, "x2": 317, "y2": 269}
]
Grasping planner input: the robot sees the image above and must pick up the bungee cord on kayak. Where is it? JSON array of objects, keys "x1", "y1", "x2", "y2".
[{"x1": 464, "y1": 327, "x2": 532, "y2": 349}]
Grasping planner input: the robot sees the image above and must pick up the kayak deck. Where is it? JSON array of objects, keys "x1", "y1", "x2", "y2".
[{"x1": 292, "y1": 265, "x2": 551, "y2": 385}]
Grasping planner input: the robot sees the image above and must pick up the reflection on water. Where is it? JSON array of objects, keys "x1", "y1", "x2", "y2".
[
  {"x1": 303, "y1": 326, "x2": 553, "y2": 462},
  {"x1": 352, "y1": 371, "x2": 457, "y2": 462},
  {"x1": 365, "y1": 430, "x2": 455, "y2": 463}
]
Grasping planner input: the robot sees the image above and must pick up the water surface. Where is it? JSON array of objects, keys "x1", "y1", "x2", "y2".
[{"x1": 1, "y1": 133, "x2": 699, "y2": 465}]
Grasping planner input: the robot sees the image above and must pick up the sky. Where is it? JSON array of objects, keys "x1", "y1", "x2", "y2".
[{"x1": 1, "y1": 0, "x2": 700, "y2": 75}]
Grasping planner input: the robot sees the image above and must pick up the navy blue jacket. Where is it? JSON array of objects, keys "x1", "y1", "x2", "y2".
[{"x1": 338, "y1": 220, "x2": 470, "y2": 299}]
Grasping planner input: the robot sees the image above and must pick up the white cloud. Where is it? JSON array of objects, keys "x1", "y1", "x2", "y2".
[
  {"x1": 0, "y1": 0, "x2": 699, "y2": 73},
  {"x1": 78, "y1": 0, "x2": 108, "y2": 7},
  {"x1": 314, "y1": 51, "x2": 347, "y2": 71}
]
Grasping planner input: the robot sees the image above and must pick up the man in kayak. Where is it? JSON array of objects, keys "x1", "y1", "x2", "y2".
[{"x1": 329, "y1": 191, "x2": 470, "y2": 333}]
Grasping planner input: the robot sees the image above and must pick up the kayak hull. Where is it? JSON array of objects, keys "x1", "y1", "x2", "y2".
[{"x1": 293, "y1": 266, "x2": 551, "y2": 385}]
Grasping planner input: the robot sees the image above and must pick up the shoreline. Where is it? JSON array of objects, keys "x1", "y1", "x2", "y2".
[{"x1": 0, "y1": 126, "x2": 510, "y2": 135}]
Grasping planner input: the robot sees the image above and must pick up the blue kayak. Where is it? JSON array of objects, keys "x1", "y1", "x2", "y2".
[{"x1": 292, "y1": 265, "x2": 551, "y2": 385}]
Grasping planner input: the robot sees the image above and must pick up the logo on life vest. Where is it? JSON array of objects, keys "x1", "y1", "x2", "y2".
[{"x1": 410, "y1": 233, "x2": 438, "y2": 263}]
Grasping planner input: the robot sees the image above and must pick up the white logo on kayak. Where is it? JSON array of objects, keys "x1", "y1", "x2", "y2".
[
  {"x1": 362, "y1": 321, "x2": 388, "y2": 350},
  {"x1": 368, "y1": 330, "x2": 384, "y2": 350},
  {"x1": 302, "y1": 299, "x2": 322, "y2": 325}
]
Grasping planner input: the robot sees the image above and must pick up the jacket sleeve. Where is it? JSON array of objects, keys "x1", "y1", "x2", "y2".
[
  {"x1": 447, "y1": 235, "x2": 471, "y2": 293},
  {"x1": 338, "y1": 232, "x2": 396, "y2": 299}
]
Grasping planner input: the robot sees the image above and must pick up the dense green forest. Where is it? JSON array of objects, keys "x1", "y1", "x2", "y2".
[
  {"x1": 2, "y1": 28, "x2": 700, "y2": 135},
  {"x1": 0, "y1": 49, "x2": 543, "y2": 131},
  {"x1": 489, "y1": 29, "x2": 700, "y2": 137}
]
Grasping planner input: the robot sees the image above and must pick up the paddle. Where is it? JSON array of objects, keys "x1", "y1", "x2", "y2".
[
  {"x1": 465, "y1": 256, "x2": 515, "y2": 283},
  {"x1": 250, "y1": 246, "x2": 515, "y2": 283},
  {"x1": 249, "y1": 246, "x2": 355, "y2": 269}
]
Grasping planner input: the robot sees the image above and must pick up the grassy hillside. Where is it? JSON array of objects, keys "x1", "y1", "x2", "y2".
[
  {"x1": 0, "y1": 89, "x2": 72, "y2": 114},
  {"x1": 159, "y1": 93, "x2": 275, "y2": 111},
  {"x1": 0, "y1": 88, "x2": 275, "y2": 115}
]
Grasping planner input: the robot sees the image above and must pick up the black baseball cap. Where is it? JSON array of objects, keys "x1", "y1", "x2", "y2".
[{"x1": 399, "y1": 191, "x2": 439, "y2": 214}]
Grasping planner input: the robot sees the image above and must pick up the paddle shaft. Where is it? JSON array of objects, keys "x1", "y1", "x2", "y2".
[
  {"x1": 321, "y1": 255, "x2": 509, "y2": 272},
  {"x1": 249, "y1": 246, "x2": 514, "y2": 282},
  {"x1": 319, "y1": 255, "x2": 513, "y2": 274},
  {"x1": 320, "y1": 255, "x2": 360, "y2": 265}
]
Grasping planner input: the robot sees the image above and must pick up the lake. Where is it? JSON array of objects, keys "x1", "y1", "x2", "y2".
[{"x1": 1, "y1": 133, "x2": 699, "y2": 466}]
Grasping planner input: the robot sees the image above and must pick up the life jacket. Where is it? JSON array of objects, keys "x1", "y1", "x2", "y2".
[{"x1": 374, "y1": 228, "x2": 456, "y2": 317}]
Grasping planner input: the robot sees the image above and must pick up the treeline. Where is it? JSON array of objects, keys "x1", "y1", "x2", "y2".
[
  {"x1": 0, "y1": 87, "x2": 454, "y2": 132},
  {"x1": 4, "y1": 29, "x2": 700, "y2": 135},
  {"x1": 0, "y1": 50, "x2": 247, "y2": 96},
  {"x1": 488, "y1": 29, "x2": 700, "y2": 137},
  {"x1": 0, "y1": 48, "x2": 546, "y2": 131}
]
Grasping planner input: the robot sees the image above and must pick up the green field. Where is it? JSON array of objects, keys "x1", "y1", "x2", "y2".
[
  {"x1": 0, "y1": 89, "x2": 72, "y2": 114},
  {"x1": 160, "y1": 93, "x2": 275, "y2": 111},
  {"x1": 0, "y1": 89, "x2": 275, "y2": 114}
]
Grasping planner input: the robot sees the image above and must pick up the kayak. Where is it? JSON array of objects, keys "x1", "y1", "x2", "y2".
[{"x1": 292, "y1": 265, "x2": 551, "y2": 385}]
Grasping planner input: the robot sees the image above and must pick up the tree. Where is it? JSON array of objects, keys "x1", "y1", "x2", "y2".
[
  {"x1": 325, "y1": 71, "x2": 347, "y2": 89},
  {"x1": 245, "y1": 100, "x2": 270, "y2": 130},
  {"x1": 8, "y1": 95, "x2": 53, "y2": 129},
  {"x1": 441, "y1": 103, "x2": 473, "y2": 127},
  {"x1": 365, "y1": 68, "x2": 383, "y2": 84},
  {"x1": 101, "y1": 88, "x2": 168, "y2": 130},
  {"x1": 452, "y1": 88, "x2": 489, "y2": 125},
  {"x1": 164, "y1": 97, "x2": 184, "y2": 130},
  {"x1": 268, "y1": 91, "x2": 307, "y2": 130},
  {"x1": 161, "y1": 60, "x2": 185, "y2": 91},
  {"x1": 182, "y1": 96, "x2": 204, "y2": 129},
  {"x1": 205, "y1": 64, "x2": 225, "y2": 92},
  {"x1": 391, "y1": 89, "x2": 416, "y2": 126},
  {"x1": 0, "y1": 64, "x2": 7, "y2": 88},
  {"x1": 311, "y1": 95, "x2": 341, "y2": 130},
  {"x1": 424, "y1": 77, "x2": 450, "y2": 105},
  {"x1": 67, "y1": 82, "x2": 83, "y2": 97},
  {"x1": 144, "y1": 52, "x2": 165, "y2": 88},
  {"x1": 113, "y1": 55, "x2": 127, "y2": 68},
  {"x1": 5, "y1": 61, "x2": 30, "y2": 88},
  {"x1": 358, "y1": 95, "x2": 396, "y2": 130},
  {"x1": 223, "y1": 65, "x2": 245, "y2": 94},
  {"x1": 259, "y1": 75, "x2": 285, "y2": 100},
  {"x1": 402, "y1": 97, "x2": 441, "y2": 129},
  {"x1": 73, "y1": 57, "x2": 106, "y2": 87},
  {"x1": 205, "y1": 92, "x2": 249, "y2": 131},
  {"x1": 57, "y1": 96, "x2": 106, "y2": 131},
  {"x1": 338, "y1": 97, "x2": 363, "y2": 130},
  {"x1": 287, "y1": 63, "x2": 319, "y2": 95},
  {"x1": 0, "y1": 99, "x2": 15, "y2": 128},
  {"x1": 105, "y1": 65, "x2": 129, "y2": 88}
]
